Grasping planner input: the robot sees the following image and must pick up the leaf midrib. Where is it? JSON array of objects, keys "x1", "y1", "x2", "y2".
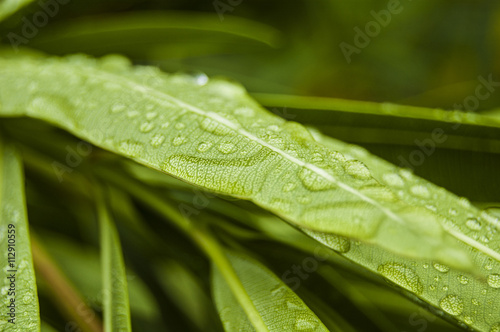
[
  {"x1": 9, "y1": 60, "x2": 500, "y2": 264},
  {"x1": 73, "y1": 64, "x2": 406, "y2": 227}
]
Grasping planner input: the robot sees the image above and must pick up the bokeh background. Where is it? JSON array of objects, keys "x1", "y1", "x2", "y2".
[{"x1": 2, "y1": 0, "x2": 500, "y2": 107}]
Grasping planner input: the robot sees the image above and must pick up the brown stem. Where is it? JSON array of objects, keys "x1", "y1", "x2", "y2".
[{"x1": 31, "y1": 234, "x2": 104, "y2": 332}]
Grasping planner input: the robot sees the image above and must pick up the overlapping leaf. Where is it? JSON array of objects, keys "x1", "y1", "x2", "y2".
[
  {"x1": 212, "y1": 250, "x2": 329, "y2": 332},
  {"x1": 96, "y1": 188, "x2": 132, "y2": 332},
  {"x1": 0, "y1": 137, "x2": 40, "y2": 331},
  {"x1": 302, "y1": 130, "x2": 500, "y2": 331}
]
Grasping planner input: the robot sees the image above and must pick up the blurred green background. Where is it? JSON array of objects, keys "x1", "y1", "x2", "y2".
[{"x1": 2, "y1": 0, "x2": 500, "y2": 108}]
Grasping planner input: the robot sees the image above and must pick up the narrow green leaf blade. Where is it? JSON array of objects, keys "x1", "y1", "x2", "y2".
[
  {"x1": 96, "y1": 188, "x2": 132, "y2": 332},
  {"x1": 212, "y1": 250, "x2": 329, "y2": 332},
  {"x1": 0, "y1": 138, "x2": 40, "y2": 331}
]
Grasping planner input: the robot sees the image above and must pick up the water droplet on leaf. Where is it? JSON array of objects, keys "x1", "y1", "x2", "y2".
[
  {"x1": 466, "y1": 218, "x2": 482, "y2": 231},
  {"x1": 487, "y1": 274, "x2": 500, "y2": 288},
  {"x1": 345, "y1": 160, "x2": 371, "y2": 180},
  {"x1": 433, "y1": 262, "x2": 450, "y2": 273},
  {"x1": 172, "y1": 136, "x2": 187, "y2": 146},
  {"x1": 150, "y1": 134, "x2": 165, "y2": 148},
  {"x1": 378, "y1": 263, "x2": 423, "y2": 294},
  {"x1": 140, "y1": 122, "x2": 155, "y2": 133},
  {"x1": 217, "y1": 142, "x2": 236, "y2": 154},
  {"x1": 382, "y1": 173, "x2": 404, "y2": 187},
  {"x1": 440, "y1": 295, "x2": 464, "y2": 316},
  {"x1": 197, "y1": 142, "x2": 212, "y2": 152}
]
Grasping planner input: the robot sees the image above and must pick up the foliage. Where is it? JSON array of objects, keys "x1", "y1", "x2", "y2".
[{"x1": 0, "y1": 1, "x2": 499, "y2": 332}]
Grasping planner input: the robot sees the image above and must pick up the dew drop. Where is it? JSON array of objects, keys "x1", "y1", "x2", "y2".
[
  {"x1": 399, "y1": 168, "x2": 413, "y2": 180},
  {"x1": 480, "y1": 235, "x2": 490, "y2": 243},
  {"x1": 329, "y1": 151, "x2": 346, "y2": 162},
  {"x1": 298, "y1": 167, "x2": 334, "y2": 191},
  {"x1": 175, "y1": 123, "x2": 186, "y2": 130},
  {"x1": 429, "y1": 285, "x2": 436, "y2": 291},
  {"x1": 458, "y1": 275, "x2": 469, "y2": 285},
  {"x1": 490, "y1": 323, "x2": 500, "y2": 332},
  {"x1": 267, "y1": 124, "x2": 280, "y2": 132},
  {"x1": 440, "y1": 295, "x2": 464, "y2": 316},
  {"x1": 282, "y1": 183, "x2": 296, "y2": 192},
  {"x1": 127, "y1": 110, "x2": 140, "y2": 118},
  {"x1": 140, "y1": 122, "x2": 155, "y2": 133},
  {"x1": 311, "y1": 152, "x2": 324, "y2": 164},
  {"x1": 23, "y1": 295, "x2": 33, "y2": 304},
  {"x1": 270, "y1": 198, "x2": 292, "y2": 213},
  {"x1": 197, "y1": 142, "x2": 213, "y2": 153},
  {"x1": 200, "y1": 118, "x2": 233, "y2": 136},
  {"x1": 193, "y1": 72, "x2": 208, "y2": 86},
  {"x1": 302, "y1": 229, "x2": 350, "y2": 253},
  {"x1": 423, "y1": 263, "x2": 429, "y2": 269},
  {"x1": 294, "y1": 318, "x2": 319, "y2": 330},
  {"x1": 234, "y1": 107, "x2": 255, "y2": 118},
  {"x1": 118, "y1": 141, "x2": 143, "y2": 157},
  {"x1": 459, "y1": 197, "x2": 471, "y2": 208},
  {"x1": 377, "y1": 263, "x2": 423, "y2": 294},
  {"x1": 172, "y1": 136, "x2": 187, "y2": 146},
  {"x1": 297, "y1": 195, "x2": 312, "y2": 205},
  {"x1": 146, "y1": 112, "x2": 158, "y2": 120},
  {"x1": 464, "y1": 316, "x2": 474, "y2": 325},
  {"x1": 360, "y1": 185, "x2": 397, "y2": 202},
  {"x1": 150, "y1": 134, "x2": 165, "y2": 148},
  {"x1": 410, "y1": 185, "x2": 430, "y2": 198},
  {"x1": 466, "y1": 218, "x2": 482, "y2": 231},
  {"x1": 484, "y1": 259, "x2": 494, "y2": 271},
  {"x1": 345, "y1": 160, "x2": 371, "y2": 180},
  {"x1": 286, "y1": 301, "x2": 304, "y2": 311},
  {"x1": 382, "y1": 173, "x2": 404, "y2": 187},
  {"x1": 487, "y1": 274, "x2": 500, "y2": 288},
  {"x1": 425, "y1": 204, "x2": 437, "y2": 212},
  {"x1": 348, "y1": 145, "x2": 369, "y2": 158},
  {"x1": 449, "y1": 208, "x2": 458, "y2": 216},
  {"x1": 433, "y1": 262, "x2": 450, "y2": 273},
  {"x1": 111, "y1": 103, "x2": 126, "y2": 113},
  {"x1": 271, "y1": 285, "x2": 287, "y2": 297},
  {"x1": 161, "y1": 122, "x2": 171, "y2": 129},
  {"x1": 472, "y1": 299, "x2": 480, "y2": 306},
  {"x1": 217, "y1": 142, "x2": 236, "y2": 154}
]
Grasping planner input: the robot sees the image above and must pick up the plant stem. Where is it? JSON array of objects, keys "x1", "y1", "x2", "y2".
[{"x1": 31, "y1": 234, "x2": 104, "y2": 332}]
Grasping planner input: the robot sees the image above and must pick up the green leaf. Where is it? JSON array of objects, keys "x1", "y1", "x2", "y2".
[
  {"x1": 96, "y1": 187, "x2": 132, "y2": 332},
  {"x1": 212, "y1": 250, "x2": 329, "y2": 332},
  {"x1": 1, "y1": 55, "x2": 499, "y2": 268},
  {"x1": 29, "y1": 11, "x2": 281, "y2": 57},
  {"x1": 298, "y1": 130, "x2": 500, "y2": 331},
  {"x1": 0, "y1": 0, "x2": 34, "y2": 23},
  {"x1": 0, "y1": 137, "x2": 40, "y2": 331}
]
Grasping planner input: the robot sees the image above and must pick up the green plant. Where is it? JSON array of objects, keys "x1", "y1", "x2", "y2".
[{"x1": 1, "y1": 1, "x2": 499, "y2": 332}]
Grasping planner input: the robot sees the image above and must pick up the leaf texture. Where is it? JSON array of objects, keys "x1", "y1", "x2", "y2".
[
  {"x1": 212, "y1": 250, "x2": 329, "y2": 332},
  {"x1": 96, "y1": 188, "x2": 132, "y2": 332},
  {"x1": 0, "y1": 54, "x2": 496, "y2": 270},
  {"x1": 0, "y1": 138, "x2": 40, "y2": 331},
  {"x1": 301, "y1": 130, "x2": 500, "y2": 331}
]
